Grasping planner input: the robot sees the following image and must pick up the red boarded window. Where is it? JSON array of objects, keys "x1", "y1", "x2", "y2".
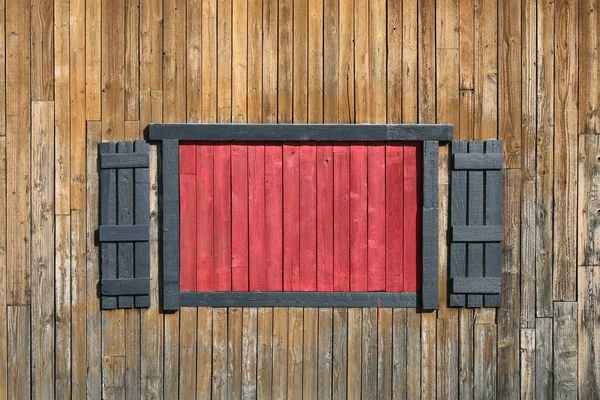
[{"x1": 179, "y1": 142, "x2": 422, "y2": 293}]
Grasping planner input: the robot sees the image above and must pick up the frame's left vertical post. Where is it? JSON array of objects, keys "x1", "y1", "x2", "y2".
[{"x1": 162, "y1": 139, "x2": 181, "y2": 311}]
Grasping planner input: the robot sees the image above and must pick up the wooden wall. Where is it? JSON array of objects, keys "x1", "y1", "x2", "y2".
[{"x1": 0, "y1": 0, "x2": 596, "y2": 397}]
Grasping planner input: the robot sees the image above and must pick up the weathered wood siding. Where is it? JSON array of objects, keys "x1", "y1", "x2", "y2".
[{"x1": 0, "y1": 0, "x2": 594, "y2": 397}]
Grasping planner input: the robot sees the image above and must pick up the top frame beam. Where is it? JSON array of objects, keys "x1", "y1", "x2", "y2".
[{"x1": 148, "y1": 123, "x2": 453, "y2": 142}]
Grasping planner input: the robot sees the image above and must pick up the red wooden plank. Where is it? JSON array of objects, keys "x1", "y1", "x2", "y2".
[
  {"x1": 350, "y1": 144, "x2": 368, "y2": 292},
  {"x1": 283, "y1": 144, "x2": 300, "y2": 291},
  {"x1": 179, "y1": 141, "x2": 196, "y2": 174},
  {"x1": 196, "y1": 144, "x2": 214, "y2": 291},
  {"x1": 213, "y1": 144, "x2": 232, "y2": 291},
  {"x1": 367, "y1": 144, "x2": 386, "y2": 291},
  {"x1": 180, "y1": 173, "x2": 197, "y2": 291},
  {"x1": 333, "y1": 145, "x2": 350, "y2": 291},
  {"x1": 249, "y1": 144, "x2": 266, "y2": 291},
  {"x1": 265, "y1": 144, "x2": 283, "y2": 291},
  {"x1": 403, "y1": 143, "x2": 419, "y2": 291},
  {"x1": 317, "y1": 144, "x2": 334, "y2": 291},
  {"x1": 231, "y1": 143, "x2": 249, "y2": 291},
  {"x1": 385, "y1": 144, "x2": 404, "y2": 292},
  {"x1": 299, "y1": 144, "x2": 317, "y2": 291}
]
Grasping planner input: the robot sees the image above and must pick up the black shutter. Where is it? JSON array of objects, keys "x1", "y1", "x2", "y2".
[
  {"x1": 99, "y1": 141, "x2": 151, "y2": 309},
  {"x1": 449, "y1": 140, "x2": 503, "y2": 307}
]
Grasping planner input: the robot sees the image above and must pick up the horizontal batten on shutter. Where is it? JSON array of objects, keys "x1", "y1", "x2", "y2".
[
  {"x1": 451, "y1": 277, "x2": 501, "y2": 294},
  {"x1": 101, "y1": 278, "x2": 151, "y2": 295},
  {"x1": 100, "y1": 153, "x2": 150, "y2": 169},
  {"x1": 99, "y1": 225, "x2": 150, "y2": 242},
  {"x1": 451, "y1": 226, "x2": 502, "y2": 242},
  {"x1": 452, "y1": 153, "x2": 502, "y2": 170}
]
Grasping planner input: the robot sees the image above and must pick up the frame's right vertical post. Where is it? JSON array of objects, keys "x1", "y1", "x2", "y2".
[{"x1": 421, "y1": 140, "x2": 440, "y2": 309}]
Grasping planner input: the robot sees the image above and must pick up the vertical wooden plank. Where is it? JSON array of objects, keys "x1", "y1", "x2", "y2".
[
  {"x1": 140, "y1": 128, "x2": 164, "y2": 397},
  {"x1": 179, "y1": 308, "x2": 198, "y2": 398},
  {"x1": 536, "y1": 318, "x2": 553, "y2": 399},
  {"x1": 283, "y1": 145, "x2": 300, "y2": 290},
  {"x1": 0, "y1": 0, "x2": 4, "y2": 137},
  {"x1": 579, "y1": 135, "x2": 600, "y2": 266},
  {"x1": 403, "y1": 144, "x2": 420, "y2": 292},
  {"x1": 197, "y1": 307, "x2": 213, "y2": 398},
  {"x1": 31, "y1": 0, "x2": 53, "y2": 100},
  {"x1": 293, "y1": 0, "x2": 308, "y2": 124},
  {"x1": 218, "y1": 0, "x2": 232, "y2": 122},
  {"x1": 402, "y1": 0, "x2": 417, "y2": 124},
  {"x1": 497, "y1": 169, "x2": 521, "y2": 396},
  {"x1": 55, "y1": 215, "x2": 71, "y2": 399},
  {"x1": 71, "y1": 211, "x2": 87, "y2": 399},
  {"x1": 520, "y1": 0, "x2": 536, "y2": 328},
  {"x1": 318, "y1": 308, "x2": 333, "y2": 399},
  {"x1": 257, "y1": 308, "x2": 273, "y2": 399},
  {"x1": 579, "y1": 0, "x2": 600, "y2": 135},
  {"x1": 536, "y1": 0, "x2": 554, "y2": 317},
  {"x1": 498, "y1": 0, "x2": 521, "y2": 167},
  {"x1": 7, "y1": 306, "x2": 30, "y2": 399},
  {"x1": 459, "y1": 0, "x2": 474, "y2": 89},
  {"x1": 347, "y1": 308, "x2": 362, "y2": 400},
  {"x1": 248, "y1": 0, "x2": 262, "y2": 123},
  {"x1": 262, "y1": 0, "x2": 277, "y2": 123},
  {"x1": 186, "y1": 0, "x2": 202, "y2": 122},
  {"x1": 6, "y1": 0, "x2": 31, "y2": 304},
  {"x1": 467, "y1": 141, "x2": 484, "y2": 307},
  {"x1": 55, "y1": 0, "x2": 70, "y2": 215},
  {"x1": 231, "y1": 143, "x2": 249, "y2": 291},
  {"x1": 387, "y1": 0, "x2": 402, "y2": 123},
  {"x1": 392, "y1": 309, "x2": 407, "y2": 399},
  {"x1": 406, "y1": 309, "x2": 421, "y2": 400},
  {"x1": 367, "y1": 144, "x2": 386, "y2": 291},
  {"x1": 361, "y1": 308, "x2": 377, "y2": 400},
  {"x1": 117, "y1": 141, "x2": 134, "y2": 308},
  {"x1": 418, "y1": 0, "x2": 435, "y2": 124},
  {"x1": 484, "y1": 141, "x2": 504, "y2": 307},
  {"x1": 86, "y1": 122, "x2": 102, "y2": 398},
  {"x1": 86, "y1": 0, "x2": 101, "y2": 120},
  {"x1": 265, "y1": 145, "x2": 283, "y2": 291},
  {"x1": 134, "y1": 140, "x2": 150, "y2": 307},
  {"x1": 354, "y1": 0, "x2": 370, "y2": 124},
  {"x1": 385, "y1": 144, "x2": 404, "y2": 291},
  {"x1": 0, "y1": 138, "x2": 5, "y2": 397},
  {"x1": 308, "y1": 0, "x2": 323, "y2": 124},
  {"x1": 317, "y1": 144, "x2": 334, "y2": 292},
  {"x1": 474, "y1": 0, "x2": 497, "y2": 140},
  {"x1": 242, "y1": 308, "x2": 258, "y2": 399},
  {"x1": 299, "y1": 145, "x2": 317, "y2": 291},
  {"x1": 164, "y1": 0, "x2": 187, "y2": 123},
  {"x1": 436, "y1": 318, "x2": 459, "y2": 400},
  {"x1": 101, "y1": 0, "x2": 124, "y2": 141},
  {"x1": 213, "y1": 308, "x2": 228, "y2": 400},
  {"x1": 377, "y1": 308, "x2": 393, "y2": 399},
  {"x1": 521, "y1": 329, "x2": 536, "y2": 400},
  {"x1": 227, "y1": 308, "x2": 243, "y2": 399},
  {"x1": 272, "y1": 308, "x2": 289, "y2": 399},
  {"x1": 350, "y1": 145, "x2": 368, "y2": 292},
  {"x1": 338, "y1": 0, "x2": 354, "y2": 123},
  {"x1": 323, "y1": 0, "x2": 338, "y2": 123},
  {"x1": 421, "y1": 312, "x2": 437, "y2": 399},
  {"x1": 333, "y1": 144, "x2": 350, "y2": 291},
  {"x1": 197, "y1": 144, "x2": 215, "y2": 291},
  {"x1": 578, "y1": 266, "x2": 600, "y2": 398},
  {"x1": 473, "y1": 311, "x2": 496, "y2": 399},
  {"x1": 31, "y1": 101, "x2": 54, "y2": 399},
  {"x1": 303, "y1": 308, "x2": 318, "y2": 399},
  {"x1": 370, "y1": 0, "x2": 387, "y2": 124},
  {"x1": 458, "y1": 309, "x2": 474, "y2": 400},
  {"x1": 553, "y1": 0, "x2": 578, "y2": 301},
  {"x1": 287, "y1": 308, "x2": 303, "y2": 399},
  {"x1": 553, "y1": 302, "x2": 578, "y2": 399},
  {"x1": 202, "y1": 0, "x2": 217, "y2": 122},
  {"x1": 70, "y1": 0, "x2": 86, "y2": 210},
  {"x1": 124, "y1": 0, "x2": 139, "y2": 121},
  {"x1": 213, "y1": 145, "x2": 232, "y2": 291},
  {"x1": 249, "y1": 144, "x2": 266, "y2": 291},
  {"x1": 332, "y1": 308, "x2": 348, "y2": 400},
  {"x1": 278, "y1": 0, "x2": 292, "y2": 122},
  {"x1": 450, "y1": 141, "x2": 467, "y2": 306},
  {"x1": 99, "y1": 143, "x2": 117, "y2": 309}
]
